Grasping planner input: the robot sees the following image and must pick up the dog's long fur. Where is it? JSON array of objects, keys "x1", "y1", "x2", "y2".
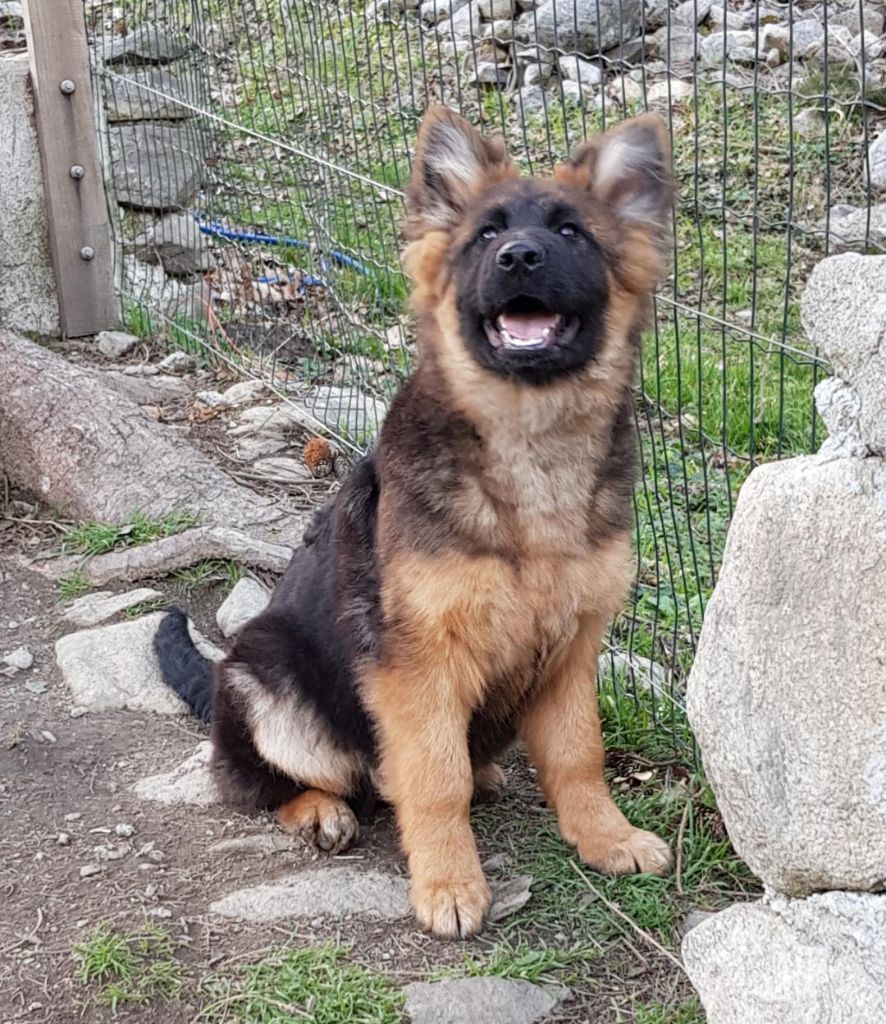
[{"x1": 155, "y1": 106, "x2": 675, "y2": 938}]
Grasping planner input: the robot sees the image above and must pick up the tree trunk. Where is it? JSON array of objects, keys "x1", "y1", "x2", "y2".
[{"x1": 0, "y1": 331, "x2": 307, "y2": 546}]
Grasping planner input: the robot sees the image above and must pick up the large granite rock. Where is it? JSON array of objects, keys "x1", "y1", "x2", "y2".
[
  {"x1": 105, "y1": 68, "x2": 196, "y2": 122},
  {"x1": 683, "y1": 892, "x2": 886, "y2": 1024},
  {"x1": 687, "y1": 454, "x2": 886, "y2": 895}
]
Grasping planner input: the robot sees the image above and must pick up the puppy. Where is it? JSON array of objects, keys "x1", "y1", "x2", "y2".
[{"x1": 155, "y1": 105, "x2": 675, "y2": 939}]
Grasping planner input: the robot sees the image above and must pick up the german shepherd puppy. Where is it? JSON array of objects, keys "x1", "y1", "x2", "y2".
[{"x1": 155, "y1": 105, "x2": 674, "y2": 939}]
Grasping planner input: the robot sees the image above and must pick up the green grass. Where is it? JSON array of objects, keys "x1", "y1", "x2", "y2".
[
  {"x1": 64, "y1": 510, "x2": 199, "y2": 558},
  {"x1": 439, "y1": 941, "x2": 597, "y2": 985},
  {"x1": 73, "y1": 921, "x2": 184, "y2": 1011},
  {"x1": 173, "y1": 558, "x2": 245, "y2": 593},
  {"x1": 58, "y1": 570, "x2": 91, "y2": 601},
  {"x1": 635, "y1": 996, "x2": 705, "y2": 1024},
  {"x1": 473, "y1": 767, "x2": 755, "y2": 948},
  {"x1": 123, "y1": 597, "x2": 170, "y2": 619},
  {"x1": 200, "y1": 944, "x2": 405, "y2": 1024}
]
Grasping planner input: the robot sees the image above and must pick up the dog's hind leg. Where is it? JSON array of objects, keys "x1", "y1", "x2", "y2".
[{"x1": 277, "y1": 790, "x2": 359, "y2": 854}]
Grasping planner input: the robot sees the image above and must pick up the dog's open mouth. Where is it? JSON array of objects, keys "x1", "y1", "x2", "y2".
[{"x1": 483, "y1": 298, "x2": 579, "y2": 351}]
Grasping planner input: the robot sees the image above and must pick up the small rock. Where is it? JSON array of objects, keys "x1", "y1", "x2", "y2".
[
  {"x1": 150, "y1": 907, "x2": 173, "y2": 919},
  {"x1": 208, "y1": 834, "x2": 294, "y2": 856},
  {"x1": 69, "y1": 706, "x2": 88, "y2": 718},
  {"x1": 478, "y1": 0, "x2": 513, "y2": 18},
  {"x1": 40, "y1": 730, "x2": 57, "y2": 744},
  {"x1": 131, "y1": 742, "x2": 217, "y2": 806},
  {"x1": 196, "y1": 389, "x2": 226, "y2": 408},
  {"x1": 221, "y1": 379, "x2": 266, "y2": 405},
  {"x1": 210, "y1": 867, "x2": 411, "y2": 923},
  {"x1": 853, "y1": 30, "x2": 884, "y2": 62},
  {"x1": 215, "y1": 578, "x2": 271, "y2": 637},
  {"x1": 488, "y1": 874, "x2": 533, "y2": 921},
  {"x1": 135, "y1": 212, "x2": 214, "y2": 277},
  {"x1": 449, "y1": 0, "x2": 482, "y2": 38},
  {"x1": 558, "y1": 54, "x2": 602, "y2": 88},
  {"x1": 512, "y1": 84, "x2": 547, "y2": 117},
  {"x1": 404, "y1": 978, "x2": 570, "y2": 1024},
  {"x1": 469, "y1": 60, "x2": 510, "y2": 86},
  {"x1": 24, "y1": 680, "x2": 47, "y2": 696},
  {"x1": 673, "y1": 0, "x2": 713, "y2": 26},
  {"x1": 233, "y1": 436, "x2": 287, "y2": 461},
  {"x1": 523, "y1": 61, "x2": 552, "y2": 87},
  {"x1": 251, "y1": 456, "x2": 315, "y2": 484},
  {"x1": 64, "y1": 812, "x2": 82, "y2": 822},
  {"x1": 79, "y1": 864, "x2": 102, "y2": 879},
  {"x1": 646, "y1": 78, "x2": 694, "y2": 104},
  {"x1": 63, "y1": 588, "x2": 164, "y2": 628},
  {"x1": 708, "y1": 4, "x2": 749, "y2": 30},
  {"x1": 822, "y1": 203, "x2": 886, "y2": 253},
  {"x1": 157, "y1": 350, "x2": 195, "y2": 374},
  {"x1": 3, "y1": 647, "x2": 33, "y2": 670},
  {"x1": 97, "y1": 331, "x2": 139, "y2": 359},
  {"x1": 57, "y1": 832, "x2": 70, "y2": 846},
  {"x1": 115, "y1": 823, "x2": 135, "y2": 837},
  {"x1": 561, "y1": 80, "x2": 584, "y2": 105},
  {"x1": 699, "y1": 29, "x2": 755, "y2": 64}
]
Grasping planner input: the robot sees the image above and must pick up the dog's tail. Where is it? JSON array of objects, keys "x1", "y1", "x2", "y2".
[{"x1": 153, "y1": 607, "x2": 214, "y2": 723}]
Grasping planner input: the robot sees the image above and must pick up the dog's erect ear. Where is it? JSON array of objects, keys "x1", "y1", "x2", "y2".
[
  {"x1": 558, "y1": 114, "x2": 673, "y2": 244},
  {"x1": 406, "y1": 105, "x2": 517, "y2": 235}
]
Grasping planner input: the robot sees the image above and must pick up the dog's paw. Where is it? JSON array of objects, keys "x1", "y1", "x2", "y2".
[
  {"x1": 579, "y1": 826, "x2": 673, "y2": 877},
  {"x1": 277, "y1": 790, "x2": 359, "y2": 855},
  {"x1": 411, "y1": 873, "x2": 491, "y2": 939},
  {"x1": 472, "y1": 762, "x2": 507, "y2": 804}
]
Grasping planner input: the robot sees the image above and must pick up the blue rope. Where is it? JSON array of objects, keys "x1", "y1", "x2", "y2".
[{"x1": 194, "y1": 218, "x2": 373, "y2": 278}]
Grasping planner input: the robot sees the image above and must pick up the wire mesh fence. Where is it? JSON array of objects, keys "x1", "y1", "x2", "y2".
[{"x1": 84, "y1": 0, "x2": 880, "y2": 760}]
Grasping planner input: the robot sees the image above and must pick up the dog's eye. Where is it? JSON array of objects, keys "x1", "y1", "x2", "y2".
[
  {"x1": 559, "y1": 223, "x2": 579, "y2": 238},
  {"x1": 480, "y1": 225, "x2": 499, "y2": 241}
]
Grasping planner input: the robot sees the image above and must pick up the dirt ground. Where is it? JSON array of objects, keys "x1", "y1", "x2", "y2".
[{"x1": 0, "y1": 528, "x2": 699, "y2": 1023}]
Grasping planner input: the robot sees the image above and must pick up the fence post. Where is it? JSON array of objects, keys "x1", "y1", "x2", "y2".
[{"x1": 22, "y1": 0, "x2": 117, "y2": 338}]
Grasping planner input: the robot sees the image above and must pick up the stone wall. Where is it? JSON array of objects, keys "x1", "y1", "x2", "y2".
[
  {"x1": 0, "y1": 51, "x2": 60, "y2": 337},
  {"x1": 682, "y1": 253, "x2": 886, "y2": 1023}
]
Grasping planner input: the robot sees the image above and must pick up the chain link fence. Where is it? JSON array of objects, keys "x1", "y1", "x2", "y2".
[{"x1": 85, "y1": 0, "x2": 881, "y2": 759}]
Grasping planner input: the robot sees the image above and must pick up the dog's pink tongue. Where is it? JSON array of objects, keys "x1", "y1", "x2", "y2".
[{"x1": 499, "y1": 312, "x2": 559, "y2": 340}]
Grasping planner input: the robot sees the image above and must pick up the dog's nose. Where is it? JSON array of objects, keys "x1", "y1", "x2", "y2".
[{"x1": 496, "y1": 238, "x2": 545, "y2": 272}]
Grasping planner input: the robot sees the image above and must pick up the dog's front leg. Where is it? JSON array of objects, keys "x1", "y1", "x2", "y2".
[
  {"x1": 522, "y1": 610, "x2": 673, "y2": 876},
  {"x1": 365, "y1": 654, "x2": 490, "y2": 939}
]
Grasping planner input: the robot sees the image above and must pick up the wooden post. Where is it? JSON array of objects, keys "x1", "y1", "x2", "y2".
[{"x1": 22, "y1": 0, "x2": 117, "y2": 338}]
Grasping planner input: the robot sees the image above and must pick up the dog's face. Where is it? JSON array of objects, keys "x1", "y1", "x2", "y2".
[{"x1": 404, "y1": 107, "x2": 673, "y2": 387}]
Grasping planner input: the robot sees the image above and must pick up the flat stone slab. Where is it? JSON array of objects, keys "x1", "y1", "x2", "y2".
[
  {"x1": 132, "y1": 741, "x2": 217, "y2": 806},
  {"x1": 683, "y1": 892, "x2": 886, "y2": 1024},
  {"x1": 209, "y1": 867, "x2": 410, "y2": 923},
  {"x1": 56, "y1": 612, "x2": 222, "y2": 715},
  {"x1": 62, "y1": 588, "x2": 164, "y2": 628},
  {"x1": 404, "y1": 978, "x2": 570, "y2": 1024},
  {"x1": 215, "y1": 577, "x2": 270, "y2": 637},
  {"x1": 109, "y1": 123, "x2": 206, "y2": 211}
]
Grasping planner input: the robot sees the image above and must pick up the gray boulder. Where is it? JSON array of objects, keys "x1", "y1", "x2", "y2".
[
  {"x1": 110, "y1": 123, "x2": 206, "y2": 211},
  {"x1": 801, "y1": 253, "x2": 886, "y2": 456},
  {"x1": 687, "y1": 454, "x2": 886, "y2": 895},
  {"x1": 531, "y1": 0, "x2": 643, "y2": 56},
  {"x1": 683, "y1": 892, "x2": 886, "y2": 1024}
]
